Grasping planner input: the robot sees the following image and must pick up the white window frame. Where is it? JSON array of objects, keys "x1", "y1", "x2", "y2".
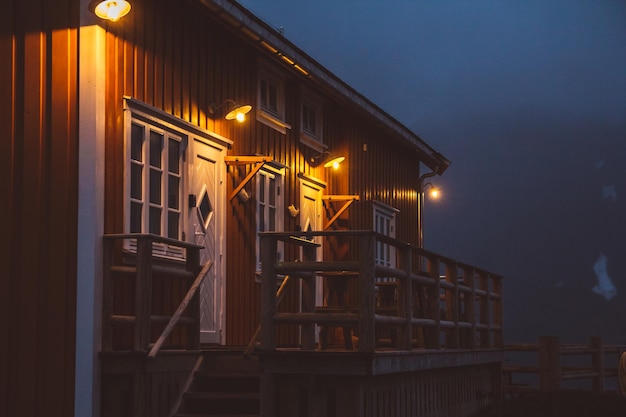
[
  {"x1": 257, "y1": 64, "x2": 291, "y2": 134},
  {"x1": 299, "y1": 91, "x2": 325, "y2": 153},
  {"x1": 373, "y1": 201, "x2": 399, "y2": 282},
  {"x1": 124, "y1": 103, "x2": 188, "y2": 259},
  {"x1": 255, "y1": 166, "x2": 285, "y2": 274}
]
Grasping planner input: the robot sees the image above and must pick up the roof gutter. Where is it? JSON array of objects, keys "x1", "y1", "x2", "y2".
[{"x1": 198, "y1": 0, "x2": 451, "y2": 175}]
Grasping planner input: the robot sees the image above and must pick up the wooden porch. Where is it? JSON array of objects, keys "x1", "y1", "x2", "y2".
[{"x1": 100, "y1": 232, "x2": 506, "y2": 417}]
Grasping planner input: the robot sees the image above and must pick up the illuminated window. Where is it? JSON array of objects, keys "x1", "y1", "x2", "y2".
[
  {"x1": 127, "y1": 117, "x2": 186, "y2": 258},
  {"x1": 256, "y1": 168, "x2": 285, "y2": 273},
  {"x1": 300, "y1": 93, "x2": 324, "y2": 152},
  {"x1": 257, "y1": 65, "x2": 291, "y2": 134}
]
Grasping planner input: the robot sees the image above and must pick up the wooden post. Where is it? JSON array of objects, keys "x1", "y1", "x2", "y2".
[
  {"x1": 260, "y1": 373, "x2": 277, "y2": 417},
  {"x1": 445, "y1": 262, "x2": 459, "y2": 349},
  {"x1": 538, "y1": 336, "x2": 561, "y2": 390},
  {"x1": 358, "y1": 233, "x2": 376, "y2": 353},
  {"x1": 135, "y1": 236, "x2": 153, "y2": 351},
  {"x1": 102, "y1": 237, "x2": 114, "y2": 351},
  {"x1": 463, "y1": 267, "x2": 476, "y2": 349},
  {"x1": 186, "y1": 246, "x2": 201, "y2": 350},
  {"x1": 260, "y1": 234, "x2": 278, "y2": 351},
  {"x1": 478, "y1": 271, "x2": 491, "y2": 348},
  {"x1": 426, "y1": 255, "x2": 440, "y2": 349},
  {"x1": 397, "y1": 245, "x2": 413, "y2": 350},
  {"x1": 492, "y1": 276, "x2": 504, "y2": 347},
  {"x1": 301, "y1": 243, "x2": 317, "y2": 350},
  {"x1": 591, "y1": 336, "x2": 605, "y2": 393}
]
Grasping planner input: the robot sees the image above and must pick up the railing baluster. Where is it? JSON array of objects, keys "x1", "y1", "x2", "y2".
[
  {"x1": 260, "y1": 234, "x2": 278, "y2": 351},
  {"x1": 135, "y1": 236, "x2": 153, "y2": 351},
  {"x1": 426, "y1": 254, "x2": 440, "y2": 349},
  {"x1": 301, "y1": 243, "x2": 317, "y2": 350},
  {"x1": 358, "y1": 233, "x2": 376, "y2": 353},
  {"x1": 398, "y1": 245, "x2": 413, "y2": 350}
]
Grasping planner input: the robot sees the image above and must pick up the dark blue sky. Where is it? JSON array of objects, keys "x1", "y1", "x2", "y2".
[{"x1": 239, "y1": 0, "x2": 626, "y2": 343}]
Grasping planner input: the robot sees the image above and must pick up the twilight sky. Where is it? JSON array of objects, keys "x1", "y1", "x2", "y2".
[{"x1": 238, "y1": 0, "x2": 626, "y2": 343}]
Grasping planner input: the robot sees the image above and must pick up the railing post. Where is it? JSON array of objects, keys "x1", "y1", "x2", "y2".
[
  {"x1": 135, "y1": 236, "x2": 153, "y2": 351},
  {"x1": 186, "y1": 245, "x2": 201, "y2": 350},
  {"x1": 463, "y1": 267, "x2": 476, "y2": 349},
  {"x1": 492, "y1": 275, "x2": 504, "y2": 347},
  {"x1": 260, "y1": 234, "x2": 278, "y2": 351},
  {"x1": 426, "y1": 254, "x2": 440, "y2": 349},
  {"x1": 479, "y1": 271, "x2": 491, "y2": 348},
  {"x1": 301, "y1": 243, "x2": 317, "y2": 351},
  {"x1": 445, "y1": 262, "x2": 459, "y2": 349},
  {"x1": 539, "y1": 336, "x2": 561, "y2": 391},
  {"x1": 397, "y1": 245, "x2": 413, "y2": 350},
  {"x1": 102, "y1": 237, "x2": 114, "y2": 351},
  {"x1": 591, "y1": 336, "x2": 605, "y2": 393},
  {"x1": 358, "y1": 233, "x2": 376, "y2": 353}
]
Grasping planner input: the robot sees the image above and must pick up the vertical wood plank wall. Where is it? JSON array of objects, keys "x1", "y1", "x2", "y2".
[
  {"x1": 103, "y1": 0, "x2": 423, "y2": 347},
  {"x1": 0, "y1": 0, "x2": 80, "y2": 416}
]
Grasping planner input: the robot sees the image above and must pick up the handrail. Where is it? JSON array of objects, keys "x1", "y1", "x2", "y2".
[
  {"x1": 503, "y1": 336, "x2": 626, "y2": 395},
  {"x1": 258, "y1": 230, "x2": 504, "y2": 353},
  {"x1": 102, "y1": 233, "x2": 204, "y2": 352},
  {"x1": 148, "y1": 260, "x2": 214, "y2": 359}
]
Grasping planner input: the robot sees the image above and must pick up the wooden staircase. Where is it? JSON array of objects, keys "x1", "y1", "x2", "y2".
[{"x1": 172, "y1": 351, "x2": 260, "y2": 417}]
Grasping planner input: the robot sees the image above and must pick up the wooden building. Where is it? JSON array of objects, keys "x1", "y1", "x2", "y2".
[{"x1": 0, "y1": 0, "x2": 504, "y2": 416}]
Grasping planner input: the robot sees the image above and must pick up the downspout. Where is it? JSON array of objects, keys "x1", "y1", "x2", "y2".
[{"x1": 417, "y1": 168, "x2": 438, "y2": 250}]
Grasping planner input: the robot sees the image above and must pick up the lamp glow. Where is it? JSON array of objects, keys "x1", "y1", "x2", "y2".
[
  {"x1": 92, "y1": 0, "x2": 131, "y2": 22},
  {"x1": 224, "y1": 104, "x2": 252, "y2": 123},
  {"x1": 428, "y1": 187, "x2": 440, "y2": 199},
  {"x1": 324, "y1": 156, "x2": 345, "y2": 170}
]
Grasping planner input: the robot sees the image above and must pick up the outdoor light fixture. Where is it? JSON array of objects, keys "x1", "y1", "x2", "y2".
[
  {"x1": 89, "y1": 0, "x2": 131, "y2": 22},
  {"x1": 323, "y1": 155, "x2": 345, "y2": 170},
  {"x1": 423, "y1": 182, "x2": 441, "y2": 199},
  {"x1": 311, "y1": 151, "x2": 345, "y2": 169},
  {"x1": 210, "y1": 100, "x2": 252, "y2": 123}
]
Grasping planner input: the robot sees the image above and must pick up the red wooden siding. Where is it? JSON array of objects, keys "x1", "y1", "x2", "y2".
[
  {"x1": 102, "y1": 0, "x2": 425, "y2": 347},
  {"x1": 0, "y1": 0, "x2": 79, "y2": 416}
]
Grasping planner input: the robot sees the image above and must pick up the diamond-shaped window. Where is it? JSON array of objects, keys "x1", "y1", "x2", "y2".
[{"x1": 198, "y1": 191, "x2": 213, "y2": 225}]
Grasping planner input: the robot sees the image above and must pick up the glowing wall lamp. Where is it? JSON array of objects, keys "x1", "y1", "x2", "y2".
[
  {"x1": 323, "y1": 155, "x2": 345, "y2": 170},
  {"x1": 89, "y1": 0, "x2": 132, "y2": 22},
  {"x1": 424, "y1": 182, "x2": 441, "y2": 200},
  {"x1": 210, "y1": 100, "x2": 253, "y2": 123},
  {"x1": 311, "y1": 151, "x2": 345, "y2": 169}
]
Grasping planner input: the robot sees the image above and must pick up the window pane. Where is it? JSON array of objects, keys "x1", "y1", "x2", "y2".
[
  {"x1": 150, "y1": 170, "x2": 162, "y2": 204},
  {"x1": 131, "y1": 202, "x2": 142, "y2": 233},
  {"x1": 199, "y1": 191, "x2": 212, "y2": 224},
  {"x1": 149, "y1": 207, "x2": 161, "y2": 235},
  {"x1": 131, "y1": 124, "x2": 144, "y2": 161},
  {"x1": 260, "y1": 79, "x2": 267, "y2": 107},
  {"x1": 168, "y1": 212, "x2": 179, "y2": 239},
  {"x1": 131, "y1": 163, "x2": 142, "y2": 200},
  {"x1": 259, "y1": 206, "x2": 265, "y2": 232},
  {"x1": 269, "y1": 84, "x2": 277, "y2": 112},
  {"x1": 168, "y1": 139, "x2": 180, "y2": 174},
  {"x1": 269, "y1": 207, "x2": 275, "y2": 231},
  {"x1": 168, "y1": 176, "x2": 179, "y2": 209},
  {"x1": 269, "y1": 178, "x2": 276, "y2": 206},
  {"x1": 259, "y1": 175, "x2": 265, "y2": 203},
  {"x1": 150, "y1": 131, "x2": 163, "y2": 168}
]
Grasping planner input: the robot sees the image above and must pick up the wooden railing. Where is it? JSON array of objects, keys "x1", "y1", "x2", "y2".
[
  {"x1": 504, "y1": 336, "x2": 626, "y2": 395},
  {"x1": 102, "y1": 234, "x2": 204, "y2": 352},
  {"x1": 259, "y1": 230, "x2": 504, "y2": 353}
]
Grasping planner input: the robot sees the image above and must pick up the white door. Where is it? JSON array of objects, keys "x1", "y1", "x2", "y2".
[
  {"x1": 190, "y1": 139, "x2": 225, "y2": 344},
  {"x1": 299, "y1": 179, "x2": 324, "y2": 312}
]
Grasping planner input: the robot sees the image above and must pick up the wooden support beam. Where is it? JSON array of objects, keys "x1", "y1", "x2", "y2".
[
  {"x1": 225, "y1": 155, "x2": 271, "y2": 201},
  {"x1": 322, "y1": 195, "x2": 359, "y2": 230}
]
